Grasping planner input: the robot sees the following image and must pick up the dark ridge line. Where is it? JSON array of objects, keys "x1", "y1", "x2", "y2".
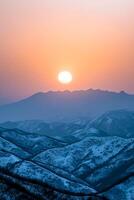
[
  {"x1": 32, "y1": 159, "x2": 90, "y2": 187},
  {"x1": 0, "y1": 155, "x2": 133, "y2": 198},
  {"x1": 90, "y1": 144, "x2": 134, "y2": 177},
  {"x1": 1, "y1": 156, "x2": 133, "y2": 198},
  {"x1": 1, "y1": 131, "x2": 133, "y2": 192},
  {"x1": 0, "y1": 128, "x2": 68, "y2": 144},
  {"x1": 0, "y1": 148, "x2": 96, "y2": 189},
  {"x1": 0, "y1": 136, "x2": 31, "y2": 156},
  {"x1": 0, "y1": 147, "x2": 91, "y2": 188},
  {"x1": 32, "y1": 141, "x2": 134, "y2": 192},
  {"x1": 0, "y1": 149, "x2": 30, "y2": 161},
  {"x1": 32, "y1": 136, "x2": 134, "y2": 176},
  {"x1": 0, "y1": 173, "x2": 107, "y2": 200},
  {"x1": 0, "y1": 130, "x2": 39, "y2": 154},
  {"x1": 32, "y1": 140, "x2": 134, "y2": 195},
  {"x1": 0, "y1": 128, "x2": 83, "y2": 159},
  {"x1": 29, "y1": 139, "x2": 88, "y2": 159},
  {"x1": 98, "y1": 173, "x2": 134, "y2": 194},
  {"x1": 0, "y1": 173, "x2": 47, "y2": 200},
  {"x1": 0, "y1": 134, "x2": 32, "y2": 156},
  {"x1": 95, "y1": 158, "x2": 134, "y2": 192},
  {"x1": 0, "y1": 128, "x2": 133, "y2": 198},
  {"x1": 73, "y1": 139, "x2": 134, "y2": 175},
  {"x1": 1, "y1": 165, "x2": 133, "y2": 199},
  {"x1": 0, "y1": 128, "x2": 75, "y2": 155},
  {"x1": 0, "y1": 167, "x2": 100, "y2": 198},
  {"x1": 12, "y1": 160, "x2": 95, "y2": 192},
  {"x1": 30, "y1": 137, "x2": 98, "y2": 159}
]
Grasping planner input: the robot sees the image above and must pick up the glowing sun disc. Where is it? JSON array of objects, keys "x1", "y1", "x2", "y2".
[{"x1": 58, "y1": 71, "x2": 73, "y2": 84}]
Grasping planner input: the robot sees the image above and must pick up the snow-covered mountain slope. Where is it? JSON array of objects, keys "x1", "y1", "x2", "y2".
[
  {"x1": 33, "y1": 136, "x2": 134, "y2": 192},
  {"x1": 0, "y1": 152, "x2": 98, "y2": 200},
  {"x1": 64, "y1": 110, "x2": 134, "y2": 141},
  {"x1": 0, "y1": 129, "x2": 104, "y2": 200},
  {"x1": 1, "y1": 110, "x2": 134, "y2": 143},
  {"x1": 0, "y1": 129, "x2": 67, "y2": 155},
  {"x1": 0, "y1": 128, "x2": 133, "y2": 199},
  {"x1": 0, "y1": 136, "x2": 30, "y2": 159},
  {"x1": 64, "y1": 127, "x2": 106, "y2": 142},
  {"x1": 88, "y1": 110, "x2": 134, "y2": 138},
  {"x1": 0, "y1": 120, "x2": 86, "y2": 138}
]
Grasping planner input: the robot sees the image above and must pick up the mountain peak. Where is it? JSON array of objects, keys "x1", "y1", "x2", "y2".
[{"x1": 119, "y1": 90, "x2": 128, "y2": 95}]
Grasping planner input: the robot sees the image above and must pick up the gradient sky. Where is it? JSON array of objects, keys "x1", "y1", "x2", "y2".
[{"x1": 0, "y1": 0, "x2": 134, "y2": 100}]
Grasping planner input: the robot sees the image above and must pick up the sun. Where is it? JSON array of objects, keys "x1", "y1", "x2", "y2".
[{"x1": 58, "y1": 71, "x2": 73, "y2": 84}]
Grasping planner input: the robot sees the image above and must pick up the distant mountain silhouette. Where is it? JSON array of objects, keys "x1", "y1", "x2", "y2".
[{"x1": 0, "y1": 89, "x2": 134, "y2": 122}]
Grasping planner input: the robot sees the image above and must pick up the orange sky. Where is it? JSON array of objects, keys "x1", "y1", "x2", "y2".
[{"x1": 0, "y1": 0, "x2": 134, "y2": 99}]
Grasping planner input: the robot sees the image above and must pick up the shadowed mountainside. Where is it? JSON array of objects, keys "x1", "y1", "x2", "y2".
[{"x1": 0, "y1": 89, "x2": 134, "y2": 122}]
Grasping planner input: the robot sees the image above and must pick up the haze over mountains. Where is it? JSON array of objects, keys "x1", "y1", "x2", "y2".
[
  {"x1": 1, "y1": 110, "x2": 134, "y2": 141},
  {"x1": 0, "y1": 89, "x2": 134, "y2": 199},
  {"x1": 0, "y1": 89, "x2": 134, "y2": 122}
]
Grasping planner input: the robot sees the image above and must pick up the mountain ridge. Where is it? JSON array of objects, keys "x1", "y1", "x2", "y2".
[
  {"x1": 0, "y1": 89, "x2": 134, "y2": 122},
  {"x1": 1, "y1": 89, "x2": 134, "y2": 107}
]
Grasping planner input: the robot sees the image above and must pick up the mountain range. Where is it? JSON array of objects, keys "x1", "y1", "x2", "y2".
[
  {"x1": 1, "y1": 110, "x2": 134, "y2": 142},
  {"x1": 0, "y1": 90, "x2": 134, "y2": 199},
  {"x1": 0, "y1": 89, "x2": 134, "y2": 122}
]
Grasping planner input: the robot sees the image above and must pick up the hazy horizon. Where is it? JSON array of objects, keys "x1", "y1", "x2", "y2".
[{"x1": 0, "y1": 0, "x2": 134, "y2": 100}]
